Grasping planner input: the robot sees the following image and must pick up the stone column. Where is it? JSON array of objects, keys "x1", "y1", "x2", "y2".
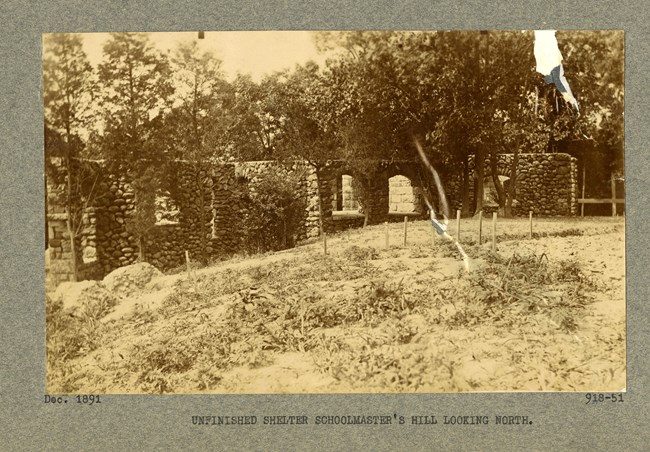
[{"x1": 365, "y1": 172, "x2": 389, "y2": 225}]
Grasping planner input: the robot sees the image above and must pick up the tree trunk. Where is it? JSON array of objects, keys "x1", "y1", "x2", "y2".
[
  {"x1": 138, "y1": 236, "x2": 146, "y2": 262},
  {"x1": 505, "y1": 144, "x2": 520, "y2": 218},
  {"x1": 473, "y1": 31, "x2": 489, "y2": 216},
  {"x1": 315, "y1": 166, "x2": 325, "y2": 236},
  {"x1": 282, "y1": 217, "x2": 287, "y2": 249},
  {"x1": 489, "y1": 151, "x2": 507, "y2": 215},
  {"x1": 474, "y1": 148, "x2": 485, "y2": 215},
  {"x1": 360, "y1": 178, "x2": 369, "y2": 227},
  {"x1": 65, "y1": 153, "x2": 79, "y2": 282}
]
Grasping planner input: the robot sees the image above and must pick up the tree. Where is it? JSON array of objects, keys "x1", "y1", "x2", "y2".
[
  {"x1": 166, "y1": 40, "x2": 229, "y2": 264},
  {"x1": 239, "y1": 166, "x2": 309, "y2": 252},
  {"x1": 218, "y1": 74, "x2": 288, "y2": 161},
  {"x1": 270, "y1": 62, "x2": 342, "y2": 233},
  {"x1": 43, "y1": 33, "x2": 97, "y2": 280},
  {"x1": 558, "y1": 31, "x2": 624, "y2": 198},
  {"x1": 307, "y1": 30, "x2": 624, "y2": 217},
  {"x1": 95, "y1": 32, "x2": 175, "y2": 260}
]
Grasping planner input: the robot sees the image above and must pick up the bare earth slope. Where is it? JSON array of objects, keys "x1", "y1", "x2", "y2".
[{"x1": 46, "y1": 217, "x2": 625, "y2": 394}]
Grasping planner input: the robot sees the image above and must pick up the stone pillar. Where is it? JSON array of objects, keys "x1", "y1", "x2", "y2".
[
  {"x1": 317, "y1": 169, "x2": 334, "y2": 233},
  {"x1": 304, "y1": 167, "x2": 322, "y2": 239},
  {"x1": 364, "y1": 173, "x2": 389, "y2": 225},
  {"x1": 212, "y1": 164, "x2": 239, "y2": 254},
  {"x1": 45, "y1": 158, "x2": 72, "y2": 290},
  {"x1": 46, "y1": 214, "x2": 74, "y2": 291}
]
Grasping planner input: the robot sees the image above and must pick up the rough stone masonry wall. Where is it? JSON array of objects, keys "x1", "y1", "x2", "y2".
[
  {"x1": 446, "y1": 153, "x2": 578, "y2": 216},
  {"x1": 45, "y1": 154, "x2": 576, "y2": 290},
  {"x1": 317, "y1": 161, "x2": 430, "y2": 234},
  {"x1": 45, "y1": 159, "x2": 320, "y2": 290},
  {"x1": 87, "y1": 162, "x2": 249, "y2": 274},
  {"x1": 45, "y1": 159, "x2": 103, "y2": 292}
]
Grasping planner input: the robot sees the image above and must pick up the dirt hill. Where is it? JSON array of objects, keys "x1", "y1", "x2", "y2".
[{"x1": 46, "y1": 217, "x2": 625, "y2": 394}]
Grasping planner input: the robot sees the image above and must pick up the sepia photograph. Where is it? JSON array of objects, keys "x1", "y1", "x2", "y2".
[{"x1": 43, "y1": 30, "x2": 625, "y2": 395}]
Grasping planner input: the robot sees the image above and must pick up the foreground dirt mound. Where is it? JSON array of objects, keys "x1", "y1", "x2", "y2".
[
  {"x1": 51, "y1": 280, "x2": 119, "y2": 313},
  {"x1": 46, "y1": 219, "x2": 626, "y2": 394},
  {"x1": 102, "y1": 262, "x2": 162, "y2": 298}
]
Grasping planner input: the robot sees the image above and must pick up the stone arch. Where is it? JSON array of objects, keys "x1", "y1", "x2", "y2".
[
  {"x1": 388, "y1": 175, "x2": 425, "y2": 214},
  {"x1": 317, "y1": 161, "x2": 391, "y2": 231},
  {"x1": 385, "y1": 161, "x2": 429, "y2": 218}
]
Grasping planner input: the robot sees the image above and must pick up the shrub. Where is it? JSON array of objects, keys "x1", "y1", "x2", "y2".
[
  {"x1": 238, "y1": 165, "x2": 308, "y2": 253},
  {"x1": 342, "y1": 245, "x2": 379, "y2": 262}
]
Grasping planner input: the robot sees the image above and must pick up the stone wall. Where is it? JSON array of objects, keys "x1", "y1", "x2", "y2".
[
  {"x1": 45, "y1": 158, "x2": 103, "y2": 291},
  {"x1": 317, "y1": 161, "x2": 429, "y2": 233},
  {"x1": 45, "y1": 159, "x2": 321, "y2": 290},
  {"x1": 331, "y1": 214, "x2": 365, "y2": 232},
  {"x1": 446, "y1": 153, "x2": 578, "y2": 216},
  {"x1": 45, "y1": 154, "x2": 577, "y2": 291}
]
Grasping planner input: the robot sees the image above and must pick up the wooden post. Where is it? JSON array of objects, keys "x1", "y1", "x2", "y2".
[
  {"x1": 491, "y1": 212, "x2": 497, "y2": 252},
  {"x1": 185, "y1": 250, "x2": 193, "y2": 282},
  {"x1": 430, "y1": 212, "x2": 436, "y2": 247},
  {"x1": 403, "y1": 216, "x2": 408, "y2": 246},
  {"x1": 385, "y1": 221, "x2": 389, "y2": 249},
  {"x1": 322, "y1": 232, "x2": 327, "y2": 255},
  {"x1": 581, "y1": 162, "x2": 586, "y2": 217},
  {"x1": 529, "y1": 211, "x2": 533, "y2": 239},
  {"x1": 456, "y1": 209, "x2": 461, "y2": 241},
  {"x1": 611, "y1": 174, "x2": 617, "y2": 217},
  {"x1": 478, "y1": 210, "x2": 483, "y2": 245}
]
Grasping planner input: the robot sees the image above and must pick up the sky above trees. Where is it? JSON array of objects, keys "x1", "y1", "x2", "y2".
[{"x1": 80, "y1": 31, "x2": 325, "y2": 82}]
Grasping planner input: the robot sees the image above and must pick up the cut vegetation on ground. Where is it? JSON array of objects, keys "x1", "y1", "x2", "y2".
[{"x1": 46, "y1": 217, "x2": 625, "y2": 394}]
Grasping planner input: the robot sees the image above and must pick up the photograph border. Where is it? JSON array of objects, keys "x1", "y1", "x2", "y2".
[{"x1": 2, "y1": 1, "x2": 648, "y2": 450}]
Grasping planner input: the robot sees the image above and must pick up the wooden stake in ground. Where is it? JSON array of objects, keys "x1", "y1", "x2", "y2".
[
  {"x1": 185, "y1": 250, "x2": 193, "y2": 283},
  {"x1": 385, "y1": 221, "x2": 389, "y2": 249},
  {"x1": 491, "y1": 212, "x2": 497, "y2": 252},
  {"x1": 430, "y1": 214, "x2": 436, "y2": 247},
  {"x1": 529, "y1": 211, "x2": 533, "y2": 239},
  {"x1": 403, "y1": 216, "x2": 408, "y2": 246},
  {"x1": 456, "y1": 209, "x2": 461, "y2": 240},
  {"x1": 581, "y1": 163, "x2": 586, "y2": 217},
  {"x1": 611, "y1": 173, "x2": 617, "y2": 217},
  {"x1": 478, "y1": 210, "x2": 483, "y2": 245},
  {"x1": 322, "y1": 232, "x2": 328, "y2": 255}
]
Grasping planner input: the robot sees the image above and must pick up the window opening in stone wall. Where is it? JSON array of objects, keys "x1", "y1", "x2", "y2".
[
  {"x1": 332, "y1": 174, "x2": 362, "y2": 215},
  {"x1": 155, "y1": 190, "x2": 180, "y2": 225},
  {"x1": 483, "y1": 175, "x2": 510, "y2": 206},
  {"x1": 388, "y1": 175, "x2": 423, "y2": 214}
]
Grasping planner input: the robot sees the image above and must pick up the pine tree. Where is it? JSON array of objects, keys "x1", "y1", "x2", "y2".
[{"x1": 43, "y1": 33, "x2": 96, "y2": 280}]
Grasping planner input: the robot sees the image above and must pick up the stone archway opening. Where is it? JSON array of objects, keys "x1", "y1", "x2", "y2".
[
  {"x1": 332, "y1": 174, "x2": 364, "y2": 217},
  {"x1": 388, "y1": 175, "x2": 424, "y2": 216},
  {"x1": 482, "y1": 175, "x2": 510, "y2": 210}
]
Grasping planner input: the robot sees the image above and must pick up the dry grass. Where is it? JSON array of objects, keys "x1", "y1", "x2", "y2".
[{"x1": 46, "y1": 216, "x2": 625, "y2": 394}]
